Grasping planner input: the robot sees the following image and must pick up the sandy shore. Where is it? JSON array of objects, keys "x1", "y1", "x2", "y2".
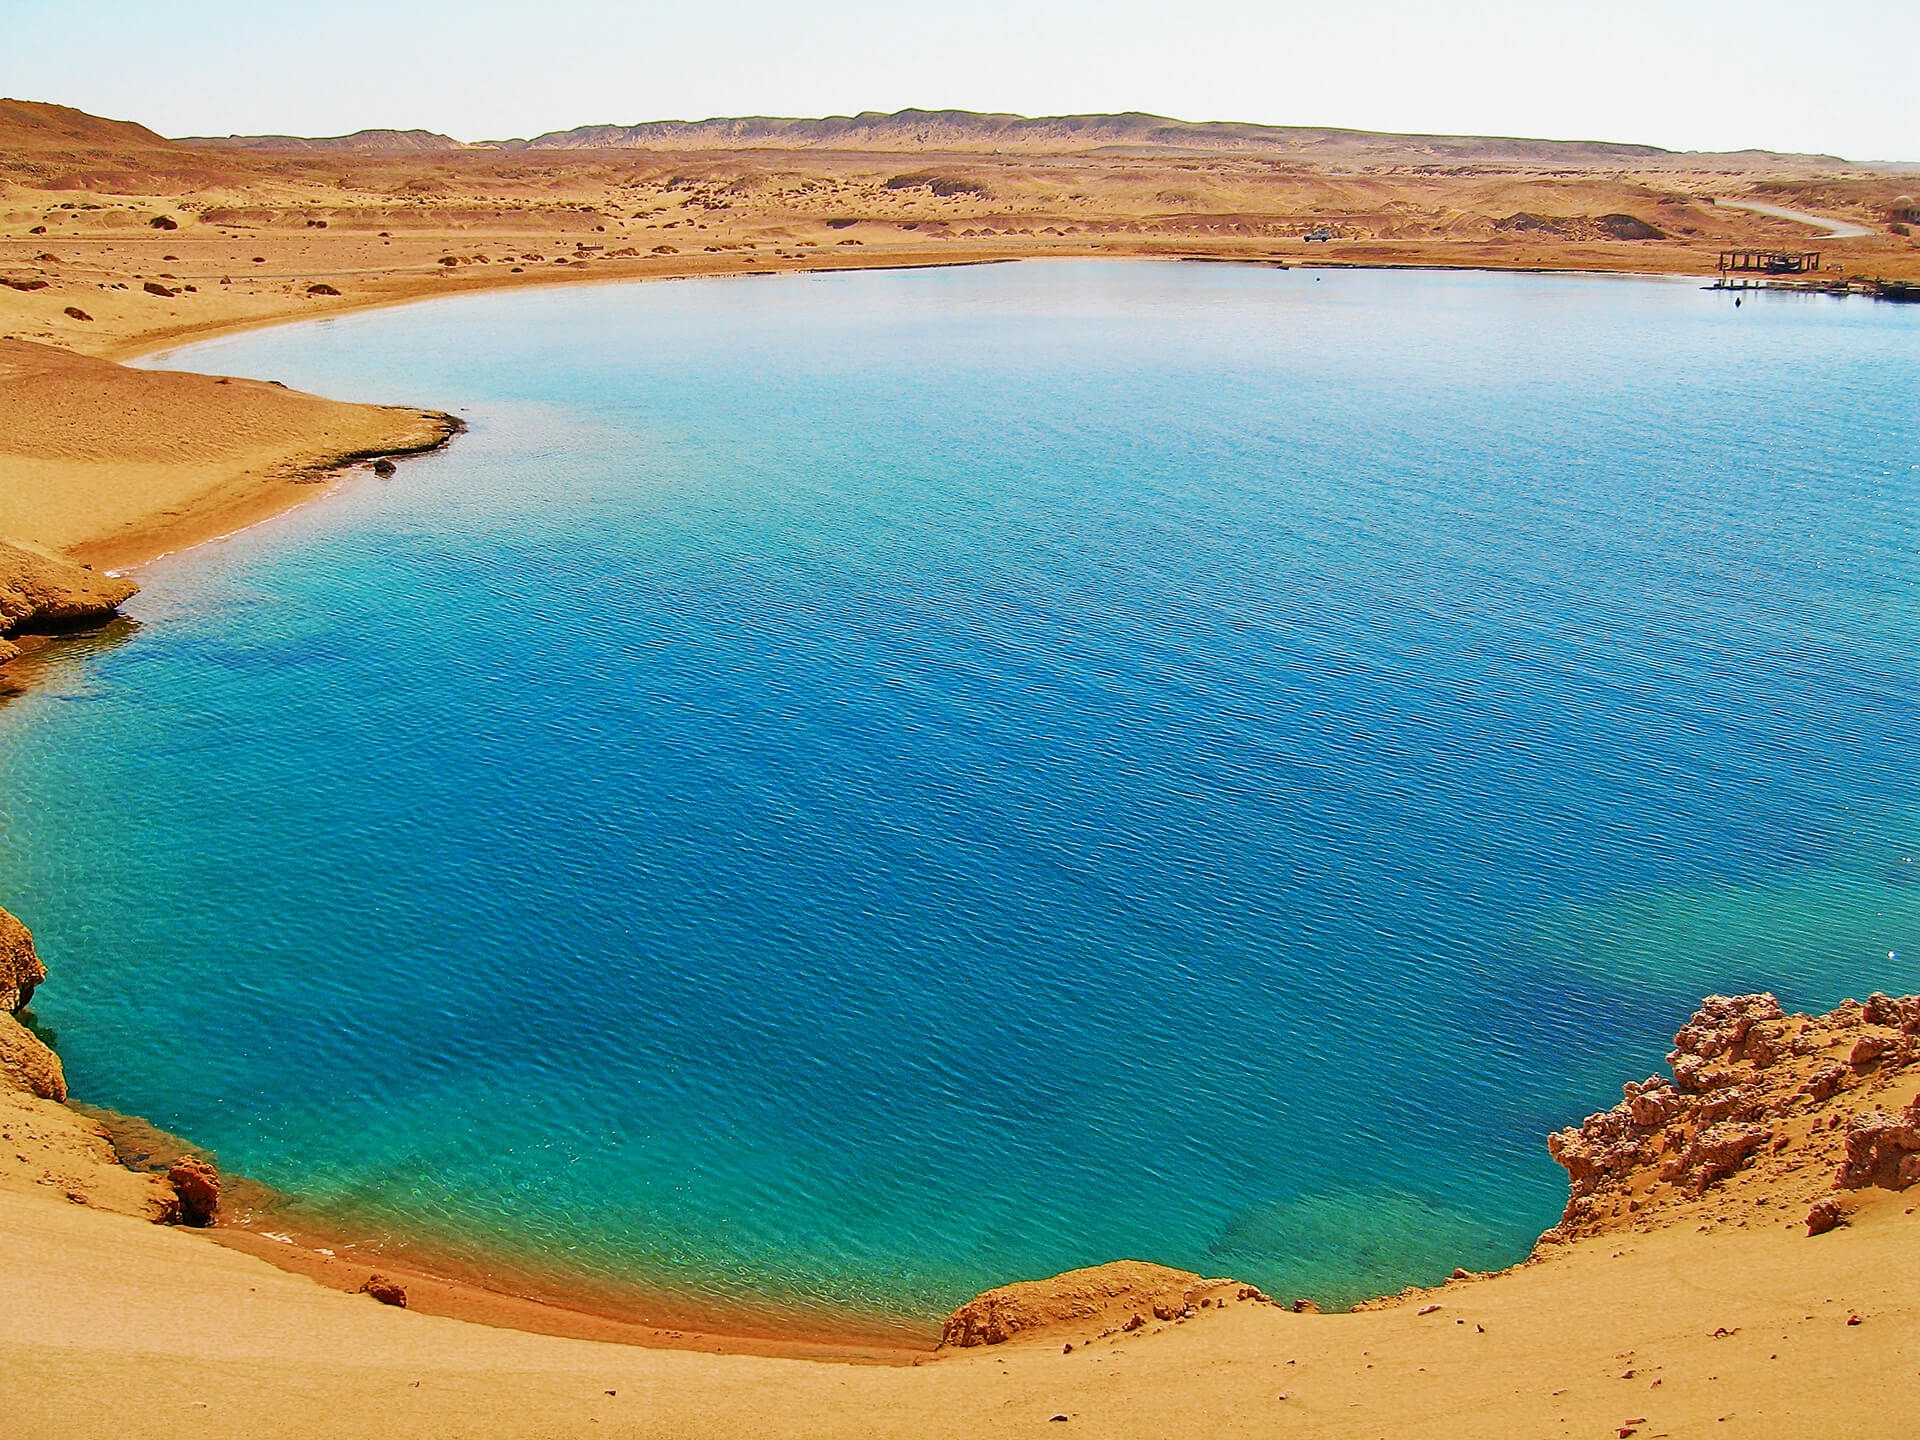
[
  {"x1": 0, "y1": 337, "x2": 458, "y2": 573},
  {"x1": 6, "y1": 1118, "x2": 1917, "y2": 1439}
]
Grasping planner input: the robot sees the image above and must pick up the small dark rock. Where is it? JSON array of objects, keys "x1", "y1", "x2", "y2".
[
  {"x1": 371, "y1": 459, "x2": 397, "y2": 477},
  {"x1": 149, "y1": 215, "x2": 178, "y2": 230},
  {"x1": 306, "y1": 283, "x2": 340, "y2": 296},
  {"x1": 359, "y1": 1274, "x2": 408, "y2": 1307},
  {"x1": 1806, "y1": 1199, "x2": 1844, "y2": 1236},
  {"x1": 142, "y1": 281, "x2": 177, "y2": 297}
]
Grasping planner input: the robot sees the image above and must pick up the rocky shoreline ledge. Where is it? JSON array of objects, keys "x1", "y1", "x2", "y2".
[
  {"x1": 0, "y1": 537, "x2": 138, "y2": 670},
  {"x1": 930, "y1": 989, "x2": 1920, "y2": 1352}
]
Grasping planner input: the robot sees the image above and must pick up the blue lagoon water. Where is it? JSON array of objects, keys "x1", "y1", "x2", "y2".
[{"x1": 3, "y1": 262, "x2": 1918, "y2": 1328}]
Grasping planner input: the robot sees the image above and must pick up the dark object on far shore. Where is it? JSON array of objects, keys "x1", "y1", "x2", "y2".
[
  {"x1": 372, "y1": 458, "x2": 397, "y2": 476},
  {"x1": 307, "y1": 282, "x2": 340, "y2": 296}
]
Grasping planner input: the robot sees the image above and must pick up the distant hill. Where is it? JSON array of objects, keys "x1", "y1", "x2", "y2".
[
  {"x1": 0, "y1": 98, "x2": 1862, "y2": 173},
  {"x1": 0, "y1": 98, "x2": 232, "y2": 190},
  {"x1": 497, "y1": 109, "x2": 1687, "y2": 164},
  {"x1": 0, "y1": 98, "x2": 175, "y2": 152},
  {"x1": 163, "y1": 107, "x2": 1850, "y2": 169},
  {"x1": 183, "y1": 128, "x2": 465, "y2": 154}
]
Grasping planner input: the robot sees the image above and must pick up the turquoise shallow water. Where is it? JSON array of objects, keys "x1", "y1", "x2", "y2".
[{"x1": 3, "y1": 261, "x2": 1918, "y2": 1326}]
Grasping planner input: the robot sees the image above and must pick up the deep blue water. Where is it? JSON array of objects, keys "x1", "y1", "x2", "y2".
[{"x1": 4, "y1": 262, "x2": 1918, "y2": 1327}]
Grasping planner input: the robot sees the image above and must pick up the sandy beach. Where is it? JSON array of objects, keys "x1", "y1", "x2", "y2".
[{"x1": 5, "y1": 96, "x2": 1920, "y2": 1436}]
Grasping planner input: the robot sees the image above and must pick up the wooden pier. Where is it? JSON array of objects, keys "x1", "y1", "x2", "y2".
[{"x1": 1717, "y1": 250, "x2": 1821, "y2": 275}]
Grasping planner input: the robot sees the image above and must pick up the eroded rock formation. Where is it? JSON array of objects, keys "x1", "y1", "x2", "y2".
[
  {"x1": 1543, "y1": 991, "x2": 1920, "y2": 1244},
  {"x1": 0, "y1": 904, "x2": 64, "y2": 1100},
  {"x1": 0, "y1": 904, "x2": 46, "y2": 1012},
  {"x1": 166, "y1": 1155, "x2": 221, "y2": 1227},
  {"x1": 0, "y1": 1012, "x2": 67, "y2": 1100}
]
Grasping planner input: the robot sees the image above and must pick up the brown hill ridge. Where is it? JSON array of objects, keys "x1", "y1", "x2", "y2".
[{"x1": 180, "y1": 106, "x2": 1857, "y2": 169}]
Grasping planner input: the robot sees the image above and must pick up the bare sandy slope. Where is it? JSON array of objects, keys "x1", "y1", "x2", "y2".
[
  {"x1": 0, "y1": 338, "x2": 456, "y2": 568},
  {"x1": 4, "y1": 1179, "x2": 1915, "y2": 1440}
]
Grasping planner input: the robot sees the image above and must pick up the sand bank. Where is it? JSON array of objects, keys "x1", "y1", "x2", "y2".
[{"x1": 0, "y1": 337, "x2": 458, "y2": 573}]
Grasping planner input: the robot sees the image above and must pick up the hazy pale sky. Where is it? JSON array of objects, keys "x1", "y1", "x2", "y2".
[{"x1": 7, "y1": 0, "x2": 1917, "y2": 161}]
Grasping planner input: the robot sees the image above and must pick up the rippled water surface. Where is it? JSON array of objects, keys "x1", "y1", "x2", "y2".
[{"x1": 4, "y1": 263, "x2": 1918, "y2": 1325}]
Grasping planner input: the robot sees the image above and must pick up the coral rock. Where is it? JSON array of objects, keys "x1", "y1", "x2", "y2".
[
  {"x1": 1863, "y1": 993, "x2": 1920, "y2": 1033},
  {"x1": 1836, "y1": 1100, "x2": 1920, "y2": 1191},
  {"x1": 359, "y1": 1274, "x2": 408, "y2": 1307},
  {"x1": 1670, "y1": 993, "x2": 1783, "y2": 1062},
  {"x1": 1659, "y1": 1122, "x2": 1771, "y2": 1195},
  {"x1": 167, "y1": 1155, "x2": 221, "y2": 1226},
  {"x1": 1805, "y1": 1199, "x2": 1843, "y2": 1236},
  {"x1": 1801, "y1": 1063, "x2": 1849, "y2": 1104},
  {"x1": 1849, "y1": 1035, "x2": 1890, "y2": 1070},
  {"x1": 0, "y1": 904, "x2": 47, "y2": 1012}
]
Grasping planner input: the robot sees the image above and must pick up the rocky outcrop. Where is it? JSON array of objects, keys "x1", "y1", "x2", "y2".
[
  {"x1": 0, "y1": 904, "x2": 46, "y2": 1012},
  {"x1": 0, "y1": 904, "x2": 65, "y2": 1100},
  {"x1": 1544, "y1": 991, "x2": 1920, "y2": 1243},
  {"x1": 940, "y1": 1262, "x2": 1261, "y2": 1348},
  {"x1": 0, "y1": 538, "x2": 137, "y2": 664},
  {"x1": 167, "y1": 1155, "x2": 220, "y2": 1227},
  {"x1": 1836, "y1": 1098, "x2": 1920, "y2": 1191},
  {"x1": 0, "y1": 1012, "x2": 66, "y2": 1100}
]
